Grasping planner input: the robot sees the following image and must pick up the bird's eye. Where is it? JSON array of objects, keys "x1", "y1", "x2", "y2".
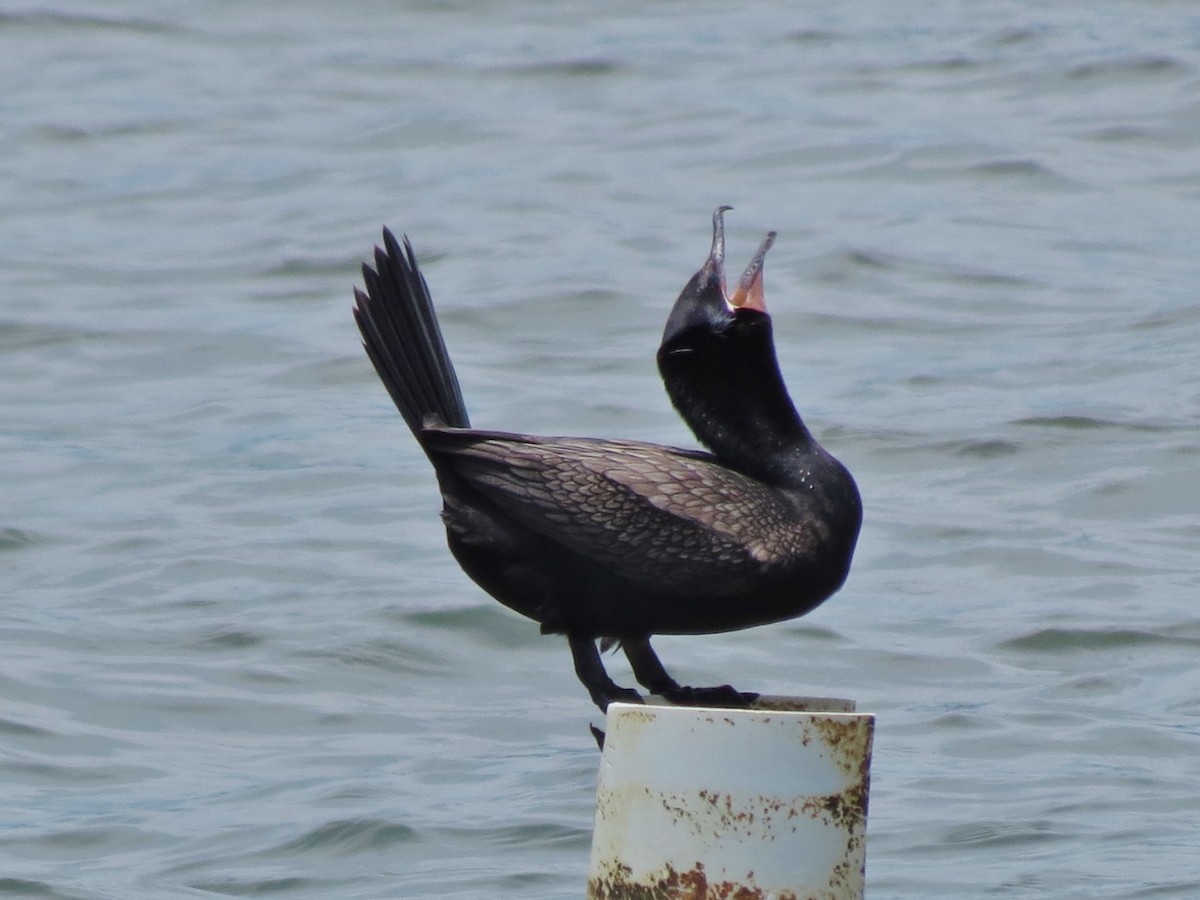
[{"x1": 711, "y1": 314, "x2": 735, "y2": 335}]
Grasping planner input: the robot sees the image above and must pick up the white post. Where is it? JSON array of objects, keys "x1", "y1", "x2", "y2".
[{"x1": 587, "y1": 697, "x2": 874, "y2": 899}]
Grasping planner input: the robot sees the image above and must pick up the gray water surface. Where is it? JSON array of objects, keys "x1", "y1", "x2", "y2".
[{"x1": 3, "y1": 2, "x2": 1199, "y2": 897}]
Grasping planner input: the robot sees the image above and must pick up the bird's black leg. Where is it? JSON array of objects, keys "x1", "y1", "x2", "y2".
[
  {"x1": 568, "y1": 634, "x2": 642, "y2": 712},
  {"x1": 622, "y1": 636, "x2": 759, "y2": 708},
  {"x1": 622, "y1": 636, "x2": 683, "y2": 695}
]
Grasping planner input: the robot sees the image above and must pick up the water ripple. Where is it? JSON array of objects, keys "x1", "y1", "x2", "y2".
[{"x1": 1000, "y1": 626, "x2": 1200, "y2": 653}]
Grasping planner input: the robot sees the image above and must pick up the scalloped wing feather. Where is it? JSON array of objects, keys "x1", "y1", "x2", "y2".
[{"x1": 425, "y1": 431, "x2": 816, "y2": 597}]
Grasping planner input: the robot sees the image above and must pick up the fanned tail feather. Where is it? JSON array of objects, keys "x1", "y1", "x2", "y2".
[{"x1": 353, "y1": 228, "x2": 470, "y2": 443}]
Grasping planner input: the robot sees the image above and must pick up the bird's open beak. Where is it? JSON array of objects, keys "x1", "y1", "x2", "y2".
[{"x1": 705, "y1": 207, "x2": 776, "y2": 315}]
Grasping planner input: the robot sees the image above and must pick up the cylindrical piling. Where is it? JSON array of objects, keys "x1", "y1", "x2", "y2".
[{"x1": 587, "y1": 697, "x2": 874, "y2": 899}]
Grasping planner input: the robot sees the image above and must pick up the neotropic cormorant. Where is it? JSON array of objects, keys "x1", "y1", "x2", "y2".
[{"x1": 352, "y1": 208, "x2": 861, "y2": 714}]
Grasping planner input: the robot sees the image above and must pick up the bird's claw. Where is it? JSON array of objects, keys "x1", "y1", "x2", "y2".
[
  {"x1": 601, "y1": 686, "x2": 643, "y2": 707},
  {"x1": 661, "y1": 684, "x2": 759, "y2": 708}
]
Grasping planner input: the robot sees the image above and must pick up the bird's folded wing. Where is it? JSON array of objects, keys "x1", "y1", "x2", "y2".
[{"x1": 425, "y1": 430, "x2": 813, "y2": 596}]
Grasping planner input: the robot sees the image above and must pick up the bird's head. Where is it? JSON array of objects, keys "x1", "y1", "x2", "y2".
[
  {"x1": 657, "y1": 208, "x2": 810, "y2": 473},
  {"x1": 660, "y1": 206, "x2": 776, "y2": 354}
]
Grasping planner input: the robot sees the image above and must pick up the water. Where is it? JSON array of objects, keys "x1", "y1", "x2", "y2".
[{"x1": 3, "y1": 1, "x2": 1199, "y2": 896}]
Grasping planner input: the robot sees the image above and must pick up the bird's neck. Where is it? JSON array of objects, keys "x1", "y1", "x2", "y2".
[{"x1": 659, "y1": 324, "x2": 814, "y2": 483}]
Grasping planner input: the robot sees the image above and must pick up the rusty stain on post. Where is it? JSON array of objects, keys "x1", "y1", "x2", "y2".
[
  {"x1": 589, "y1": 860, "x2": 801, "y2": 900},
  {"x1": 587, "y1": 699, "x2": 874, "y2": 899}
]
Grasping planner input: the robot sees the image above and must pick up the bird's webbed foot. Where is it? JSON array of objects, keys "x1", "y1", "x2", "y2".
[
  {"x1": 568, "y1": 634, "x2": 642, "y2": 713},
  {"x1": 659, "y1": 683, "x2": 760, "y2": 708},
  {"x1": 590, "y1": 724, "x2": 607, "y2": 750},
  {"x1": 622, "y1": 636, "x2": 759, "y2": 709}
]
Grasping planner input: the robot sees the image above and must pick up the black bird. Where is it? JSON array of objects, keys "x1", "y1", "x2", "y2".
[{"x1": 352, "y1": 208, "x2": 861, "y2": 714}]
